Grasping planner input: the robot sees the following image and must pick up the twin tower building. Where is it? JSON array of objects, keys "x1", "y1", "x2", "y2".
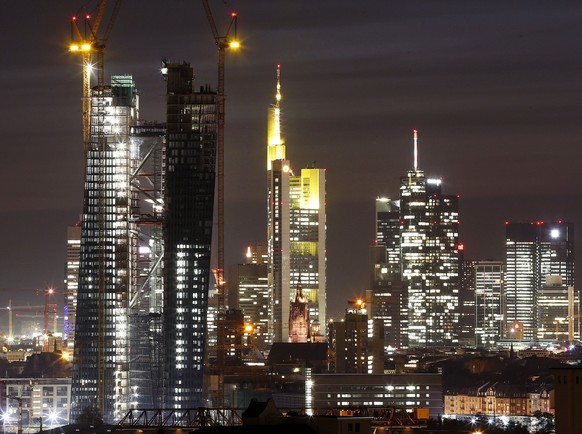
[{"x1": 68, "y1": 63, "x2": 326, "y2": 422}]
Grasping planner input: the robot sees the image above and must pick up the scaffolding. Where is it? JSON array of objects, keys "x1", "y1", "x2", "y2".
[{"x1": 128, "y1": 124, "x2": 166, "y2": 410}]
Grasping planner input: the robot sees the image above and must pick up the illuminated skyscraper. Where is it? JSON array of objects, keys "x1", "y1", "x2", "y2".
[
  {"x1": 399, "y1": 130, "x2": 460, "y2": 347},
  {"x1": 375, "y1": 197, "x2": 401, "y2": 274},
  {"x1": 72, "y1": 76, "x2": 139, "y2": 422},
  {"x1": 474, "y1": 261, "x2": 504, "y2": 348},
  {"x1": 162, "y1": 61, "x2": 217, "y2": 408},
  {"x1": 64, "y1": 223, "x2": 81, "y2": 362},
  {"x1": 233, "y1": 245, "x2": 271, "y2": 350},
  {"x1": 266, "y1": 65, "x2": 326, "y2": 343},
  {"x1": 537, "y1": 276, "x2": 579, "y2": 342},
  {"x1": 458, "y1": 258, "x2": 477, "y2": 347},
  {"x1": 289, "y1": 166, "x2": 326, "y2": 337},
  {"x1": 505, "y1": 221, "x2": 574, "y2": 341}
]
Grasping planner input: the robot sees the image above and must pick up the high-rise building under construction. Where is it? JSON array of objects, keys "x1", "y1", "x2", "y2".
[
  {"x1": 71, "y1": 76, "x2": 140, "y2": 422},
  {"x1": 266, "y1": 66, "x2": 326, "y2": 343},
  {"x1": 162, "y1": 61, "x2": 217, "y2": 408}
]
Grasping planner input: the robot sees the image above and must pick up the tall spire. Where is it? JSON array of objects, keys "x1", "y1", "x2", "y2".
[
  {"x1": 413, "y1": 129, "x2": 418, "y2": 171},
  {"x1": 275, "y1": 63, "x2": 282, "y2": 109},
  {"x1": 271, "y1": 64, "x2": 282, "y2": 143},
  {"x1": 267, "y1": 64, "x2": 286, "y2": 169}
]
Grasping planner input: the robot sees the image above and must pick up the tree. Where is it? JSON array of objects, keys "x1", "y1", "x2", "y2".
[{"x1": 75, "y1": 406, "x2": 104, "y2": 426}]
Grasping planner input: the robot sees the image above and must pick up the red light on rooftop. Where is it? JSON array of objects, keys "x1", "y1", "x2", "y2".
[
  {"x1": 72, "y1": 16, "x2": 77, "y2": 20},
  {"x1": 231, "y1": 11, "x2": 238, "y2": 17},
  {"x1": 457, "y1": 243, "x2": 465, "y2": 251},
  {"x1": 86, "y1": 14, "x2": 90, "y2": 20},
  {"x1": 558, "y1": 220, "x2": 563, "y2": 224},
  {"x1": 505, "y1": 221, "x2": 509, "y2": 225}
]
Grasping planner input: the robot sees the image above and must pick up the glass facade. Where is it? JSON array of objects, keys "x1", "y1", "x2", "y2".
[
  {"x1": 71, "y1": 76, "x2": 139, "y2": 422},
  {"x1": 235, "y1": 247, "x2": 271, "y2": 350},
  {"x1": 505, "y1": 221, "x2": 574, "y2": 341},
  {"x1": 400, "y1": 170, "x2": 460, "y2": 347},
  {"x1": 474, "y1": 261, "x2": 504, "y2": 348},
  {"x1": 289, "y1": 168, "x2": 326, "y2": 334},
  {"x1": 162, "y1": 62, "x2": 217, "y2": 408},
  {"x1": 266, "y1": 67, "x2": 326, "y2": 343},
  {"x1": 64, "y1": 224, "x2": 81, "y2": 362}
]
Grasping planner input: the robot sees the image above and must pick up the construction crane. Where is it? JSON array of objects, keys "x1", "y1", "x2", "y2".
[
  {"x1": 3, "y1": 394, "x2": 25, "y2": 434},
  {"x1": 201, "y1": 0, "x2": 240, "y2": 307},
  {"x1": 69, "y1": 1, "x2": 122, "y2": 418},
  {"x1": 201, "y1": 0, "x2": 240, "y2": 408},
  {"x1": 0, "y1": 301, "x2": 46, "y2": 341},
  {"x1": 69, "y1": 0, "x2": 122, "y2": 175}
]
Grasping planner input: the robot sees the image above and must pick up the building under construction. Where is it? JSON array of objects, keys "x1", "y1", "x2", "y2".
[
  {"x1": 71, "y1": 76, "x2": 140, "y2": 422},
  {"x1": 162, "y1": 61, "x2": 217, "y2": 409},
  {"x1": 71, "y1": 76, "x2": 167, "y2": 422}
]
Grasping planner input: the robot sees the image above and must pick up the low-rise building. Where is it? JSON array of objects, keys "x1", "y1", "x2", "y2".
[
  {"x1": 444, "y1": 382, "x2": 552, "y2": 417},
  {"x1": 307, "y1": 373, "x2": 442, "y2": 418},
  {"x1": 3, "y1": 377, "x2": 71, "y2": 432}
]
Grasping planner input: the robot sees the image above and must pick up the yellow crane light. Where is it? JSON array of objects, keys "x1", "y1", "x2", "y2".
[
  {"x1": 229, "y1": 40, "x2": 241, "y2": 49},
  {"x1": 69, "y1": 43, "x2": 91, "y2": 52}
]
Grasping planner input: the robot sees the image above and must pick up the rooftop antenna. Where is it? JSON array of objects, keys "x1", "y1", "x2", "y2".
[
  {"x1": 413, "y1": 129, "x2": 418, "y2": 171},
  {"x1": 275, "y1": 63, "x2": 282, "y2": 108}
]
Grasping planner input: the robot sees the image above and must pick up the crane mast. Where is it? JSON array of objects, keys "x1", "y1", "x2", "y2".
[
  {"x1": 201, "y1": 0, "x2": 240, "y2": 408},
  {"x1": 68, "y1": 0, "x2": 122, "y2": 419}
]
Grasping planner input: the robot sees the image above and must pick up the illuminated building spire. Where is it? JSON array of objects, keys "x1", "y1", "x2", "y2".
[
  {"x1": 267, "y1": 64, "x2": 286, "y2": 169},
  {"x1": 413, "y1": 129, "x2": 418, "y2": 171},
  {"x1": 275, "y1": 63, "x2": 282, "y2": 109}
]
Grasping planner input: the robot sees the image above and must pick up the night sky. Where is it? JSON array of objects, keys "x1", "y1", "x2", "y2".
[{"x1": 2, "y1": 1, "x2": 582, "y2": 326}]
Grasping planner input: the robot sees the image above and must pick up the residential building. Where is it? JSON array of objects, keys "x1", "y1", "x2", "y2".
[
  {"x1": 444, "y1": 383, "x2": 552, "y2": 417},
  {"x1": 3, "y1": 378, "x2": 71, "y2": 432},
  {"x1": 162, "y1": 61, "x2": 217, "y2": 409}
]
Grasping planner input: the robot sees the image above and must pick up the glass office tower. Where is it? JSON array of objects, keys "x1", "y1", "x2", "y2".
[{"x1": 162, "y1": 62, "x2": 217, "y2": 408}]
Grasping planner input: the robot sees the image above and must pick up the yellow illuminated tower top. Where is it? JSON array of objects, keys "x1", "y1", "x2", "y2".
[{"x1": 267, "y1": 64, "x2": 286, "y2": 170}]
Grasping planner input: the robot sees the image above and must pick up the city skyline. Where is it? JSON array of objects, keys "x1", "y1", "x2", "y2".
[{"x1": 2, "y1": 1, "x2": 582, "y2": 318}]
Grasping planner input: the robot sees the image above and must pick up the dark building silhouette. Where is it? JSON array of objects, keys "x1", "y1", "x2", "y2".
[{"x1": 162, "y1": 61, "x2": 217, "y2": 408}]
